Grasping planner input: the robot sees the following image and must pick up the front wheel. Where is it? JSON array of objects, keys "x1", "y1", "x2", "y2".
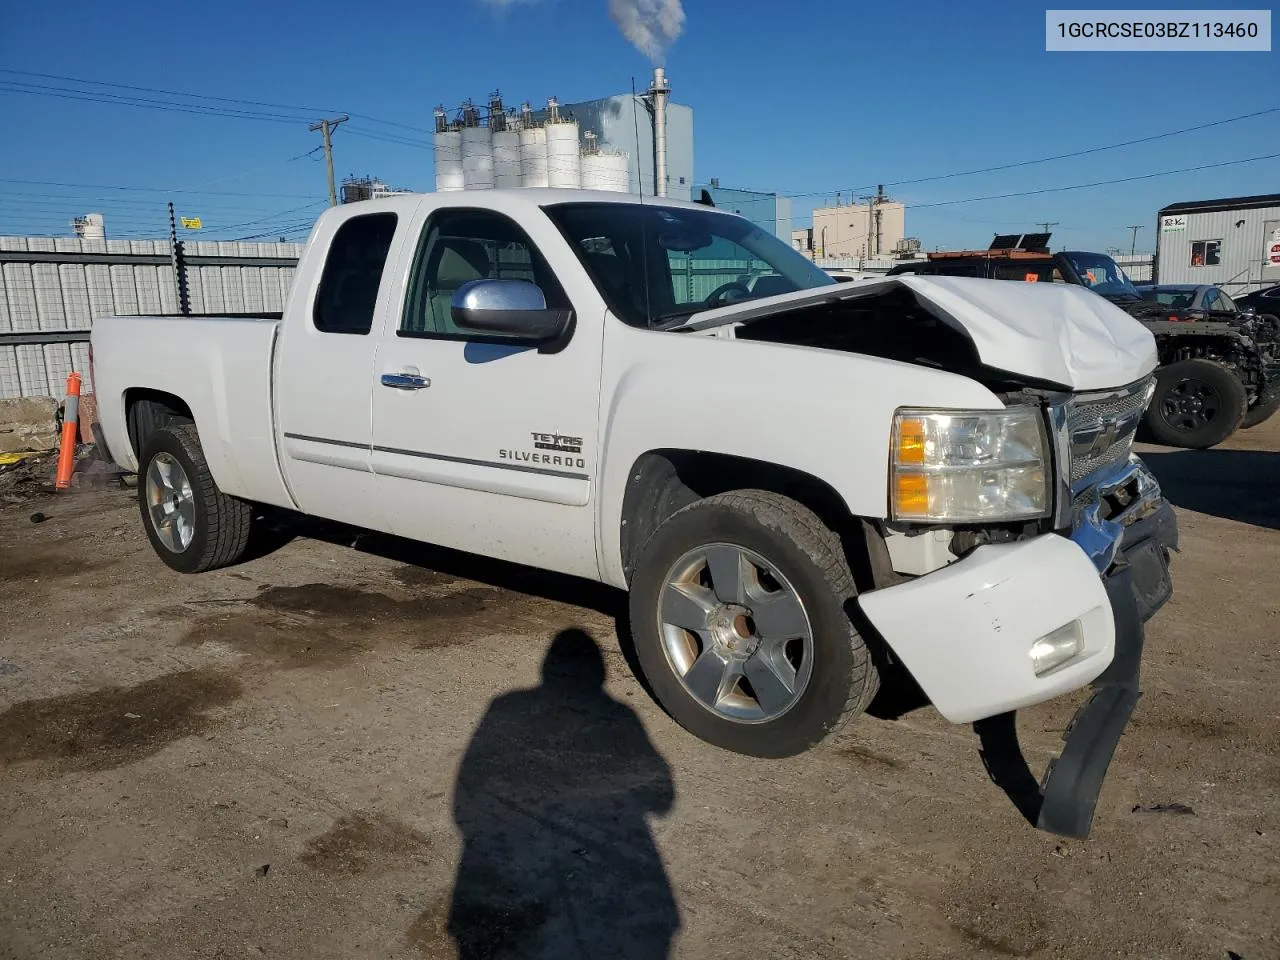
[
  {"x1": 1141, "y1": 358, "x2": 1247, "y2": 448},
  {"x1": 627, "y1": 490, "x2": 878, "y2": 758},
  {"x1": 138, "y1": 424, "x2": 253, "y2": 573}
]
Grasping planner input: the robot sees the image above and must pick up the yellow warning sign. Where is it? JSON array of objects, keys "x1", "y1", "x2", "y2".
[{"x1": 180, "y1": 217, "x2": 203, "y2": 230}]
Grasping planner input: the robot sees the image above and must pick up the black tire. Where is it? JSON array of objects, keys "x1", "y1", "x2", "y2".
[
  {"x1": 137, "y1": 424, "x2": 252, "y2": 573},
  {"x1": 1141, "y1": 358, "x2": 1247, "y2": 449},
  {"x1": 628, "y1": 490, "x2": 878, "y2": 758},
  {"x1": 1242, "y1": 390, "x2": 1280, "y2": 429}
]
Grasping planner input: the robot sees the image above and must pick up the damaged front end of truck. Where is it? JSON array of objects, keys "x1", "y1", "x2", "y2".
[{"x1": 681, "y1": 275, "x2": 1179, "y2": 837}]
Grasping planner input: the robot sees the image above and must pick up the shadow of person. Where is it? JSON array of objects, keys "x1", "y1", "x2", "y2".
[{"x1": 446, "y1": 628, "x2": 680, "y2": 959}]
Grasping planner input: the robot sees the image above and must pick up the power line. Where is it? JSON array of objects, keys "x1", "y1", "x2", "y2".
[
  {"x1": 0, "y1": 68, "x2": 435, "y2": 134},
  {"x1": 0, "y1": 68, "x2": 332, "y2": 116},
  {"x1": 232, "y1": 221, "x2": 320, "y2": 241},
  {"x1": 903, "y1": 152, "x2": 1280, "y2": 210},
  {"x1": 0, "y1": 178, "x2": 317, "y2": 199},
  {"x1": 0, "y1": 193, "x2": 303, "y2": 212},
  {"x1": 204, "y1": 200, "x2": 327, "y2": 234},
  {"x1": 0, "y1": 81, "x2": 306, "y2": 123},
  {"x1": 779, "y1": 105, "x2": 1280, "y2": 199},
  {"x1": 346, "y1": 127, "x2": 432, "y2": 150}
]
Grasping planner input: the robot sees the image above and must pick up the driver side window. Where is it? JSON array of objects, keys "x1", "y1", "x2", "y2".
[{"x1": 400, "y1": 208, "x2": 567, "y2": 338}]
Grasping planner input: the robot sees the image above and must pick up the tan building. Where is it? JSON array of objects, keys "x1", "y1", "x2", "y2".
[{"x1": 793, "y1": 199, "x2": 906, "y2": 259}]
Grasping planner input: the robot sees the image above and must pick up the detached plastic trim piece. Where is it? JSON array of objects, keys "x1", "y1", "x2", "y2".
[{"x1": 975, "y1": 560, "x2": 1151, "y2": 839}]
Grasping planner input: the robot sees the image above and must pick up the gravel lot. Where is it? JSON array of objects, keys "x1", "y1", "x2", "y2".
[{"x1": 1, "y1": 422, "x2": 1278, "y2": 960}]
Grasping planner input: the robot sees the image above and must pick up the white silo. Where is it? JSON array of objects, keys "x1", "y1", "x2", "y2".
[
  {"x1": 544, "y1": 98, "x2": 580, "y2": 189},
  {"x1": 460, "y1": 101, "x2": 493, "y2": 190},
  {"x1": 493, "y1": 128, "x2": 522, "y2": 190},
  {"x1": 582, "y1": 152, "x2": 630, "y2": 193},
  {"x1": 518, "y1": 102, "x2": 548, "y2": 188},
  {"x1": 433, "y1": 107, "x2": 464, "y2": 192},
  {"x1": 72, "y1": 213, "x2": 106, "y2": 239}
]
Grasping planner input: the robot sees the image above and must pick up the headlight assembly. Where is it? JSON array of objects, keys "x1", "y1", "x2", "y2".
[{"x1": 890, "y1": 407, "x2": 1051, "y2": 523}]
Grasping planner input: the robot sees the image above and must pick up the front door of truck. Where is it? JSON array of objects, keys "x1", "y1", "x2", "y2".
[
  {"x1": 274, "y1": 206, "x2": 410, "y2": 529},
  {"x1": 369, "y1": 203, "x2": 604, "y2": 581}
]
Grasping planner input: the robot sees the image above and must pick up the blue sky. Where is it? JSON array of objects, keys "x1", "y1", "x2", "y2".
[{"x1": 1, "y1": 0, "x2": 1275, "y2": 252}]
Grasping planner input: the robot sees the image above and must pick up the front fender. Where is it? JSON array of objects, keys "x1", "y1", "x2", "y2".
[{"x1": 593, "y1": 322, "x2": 1004, "y2": 587}]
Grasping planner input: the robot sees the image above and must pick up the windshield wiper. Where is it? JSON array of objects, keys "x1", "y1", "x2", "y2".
[{"x1": 648, "y1": 306, "x2": 705, "y2": 330}]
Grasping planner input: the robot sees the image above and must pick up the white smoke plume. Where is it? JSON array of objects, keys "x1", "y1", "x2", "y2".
[{"x1": 608, "y1": 0, "x2": 685, "y2": 62}]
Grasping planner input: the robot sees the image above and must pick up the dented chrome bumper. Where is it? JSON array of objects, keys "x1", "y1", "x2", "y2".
[{"x1": 1070, "y1": 455, "x2": 1168, "y2": 573}]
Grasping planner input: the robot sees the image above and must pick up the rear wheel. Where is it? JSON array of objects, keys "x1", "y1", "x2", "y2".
[
  {"x1": 138, "y1": 424, "x2": 252, "y2": 573},
  {"x1": 1142, "y1": 358, "x2": 1247, "y2": 448},
  {"x1": 628, "y1": 490, "x2": 878, "y2": 758}
]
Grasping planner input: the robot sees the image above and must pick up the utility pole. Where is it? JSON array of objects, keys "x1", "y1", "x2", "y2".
[
  {"x1": 874, "y1": 184, "x2": 885, "y2": 257},
  {"x1": 1127, "y1": 225, "x2": 1144, "y2": 256},
  {"x1": 309, "y1": 114, "x2": 349, "y2": 207},
  {"x1": 1036, "y1": 221, "x2": 1058, "y2": 234}
]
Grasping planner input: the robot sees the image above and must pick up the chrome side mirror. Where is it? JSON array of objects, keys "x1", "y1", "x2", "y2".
[{"x1": 450, "y1": 279, "x2": 571, "y2": 341}]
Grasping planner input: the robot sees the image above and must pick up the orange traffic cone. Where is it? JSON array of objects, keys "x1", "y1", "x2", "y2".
[{"x1": 55, "y1": 372, "x2": 82, "y2": 491}]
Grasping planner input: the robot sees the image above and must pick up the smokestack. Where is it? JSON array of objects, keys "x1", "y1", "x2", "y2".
[{"x1": 648, "y1": 66, "x2": 670, "y2": 198}]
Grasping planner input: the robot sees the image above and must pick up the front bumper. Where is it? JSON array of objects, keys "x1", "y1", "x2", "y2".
[
  {"x1": 858, "y1": 456, "x2": 1177, "y2": 837},
  {"x1": 976, "y1": 501, "x2": 1176, "y2": 837},
  {"x1": 1253, "y1": 357, "x2": 1280, "y2": 409}
]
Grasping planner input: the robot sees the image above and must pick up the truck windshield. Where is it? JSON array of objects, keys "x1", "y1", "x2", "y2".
[
  {"x1": 544, "y1": 202, "x2": 835, "y2": 329},
  {"x1": 1063, "y1": 252, "x2": 1142, "y2": 299}
]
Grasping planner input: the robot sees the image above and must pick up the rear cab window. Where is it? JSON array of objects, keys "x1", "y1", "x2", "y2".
[
  {"x1": 991, "y1": 261, "x2": 1061, "y2": 283},
  {"x1": 313, "y1": 212, "x2": 398, "y2": 335}
]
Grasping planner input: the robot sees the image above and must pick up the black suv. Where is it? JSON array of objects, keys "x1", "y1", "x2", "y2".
[{"x1": 888, "y1": 248, "x2": 1280, "y2": 448}]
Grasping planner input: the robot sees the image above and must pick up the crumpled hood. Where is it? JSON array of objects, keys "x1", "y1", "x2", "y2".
[{"x1": 680, "y1": 275, "x2": 1158, "y2": 391}]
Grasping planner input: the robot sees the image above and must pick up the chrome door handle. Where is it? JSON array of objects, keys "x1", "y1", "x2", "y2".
[{"x1": 381, "y1": 373, "x2": 431, "y2": 390}]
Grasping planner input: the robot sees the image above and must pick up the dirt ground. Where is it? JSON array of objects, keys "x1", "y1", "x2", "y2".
[{"x1": 1, "y1": 422, "x2": 1278, "y2": 960}]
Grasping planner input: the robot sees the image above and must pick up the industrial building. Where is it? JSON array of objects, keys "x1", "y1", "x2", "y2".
[
  {"x1": 696, "y1": 180, "x2": 791, "y2": 241},
  {"x1": 791, "y1": 193, "x2": 907, "y2": 259},
  {"x1": 1155, "y1": 193, "x2": 1280, "y2": 293},
  {"x1": 432, "y1": 69, "x2": 694, "y2": 200}
]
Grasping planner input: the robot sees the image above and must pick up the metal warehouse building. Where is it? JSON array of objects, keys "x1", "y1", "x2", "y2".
[
  {"x1": 1155, "y1": 193, "x2": 1280, "y2": 293},
  {"x1": 697, "y1": 181, "x2": 792, "y2": 241}
]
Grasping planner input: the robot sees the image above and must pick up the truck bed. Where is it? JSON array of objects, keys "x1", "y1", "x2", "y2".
[{"x1": 91, "y1": 313, "x2": 293, "y2": 509}]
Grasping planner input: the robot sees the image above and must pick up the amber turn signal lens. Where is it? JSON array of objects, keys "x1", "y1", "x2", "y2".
[
  {"x1": 896, "y1": 417, "x2": 927, "y2": 465},
  {"x1": 894, "y1": 472, "x2": 930, "y2": 515}
]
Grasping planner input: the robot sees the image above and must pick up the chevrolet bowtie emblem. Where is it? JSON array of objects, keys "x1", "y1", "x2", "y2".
[{"x1": 1071, "y1": 405, "x2": 1143, "y2": 460}]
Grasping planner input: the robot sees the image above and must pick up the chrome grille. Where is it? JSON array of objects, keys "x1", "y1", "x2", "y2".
[{"x1": 1065, "y1": 378, "x2": 1153, "y2": 486}]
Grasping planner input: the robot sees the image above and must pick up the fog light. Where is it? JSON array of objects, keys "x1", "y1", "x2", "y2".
[{"x1": 1030, "y1": 620, "x2": 1084, "y2": 677}]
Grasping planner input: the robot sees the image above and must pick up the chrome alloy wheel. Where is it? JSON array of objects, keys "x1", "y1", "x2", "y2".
[
  {"x1": 145, "y1": 452, "x2": 196, "y2": 552},
  {"x1": 658, "y1": 542, "x2": 815, "y2": 723}
]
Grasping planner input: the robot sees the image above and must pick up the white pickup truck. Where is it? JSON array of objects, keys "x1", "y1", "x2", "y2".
[{"x1": 91, "y1": 189, "x2": 1177, "y2": 837}]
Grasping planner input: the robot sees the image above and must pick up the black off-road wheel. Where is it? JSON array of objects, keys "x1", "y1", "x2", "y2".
[
  {"x1": 137, "y1": 424, "x2": 253, "y2": 573},
  {"x1": 628, "y1": 490, "x2": 878, "y2": 759},
  {"x1": 1142, "y1": 359, "x2": 1247, "y2": 449}
]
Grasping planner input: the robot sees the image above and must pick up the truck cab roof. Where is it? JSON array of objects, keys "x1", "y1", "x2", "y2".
[{"x1": 336, "y1": 188, "x2": 717, "y2": 212}]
